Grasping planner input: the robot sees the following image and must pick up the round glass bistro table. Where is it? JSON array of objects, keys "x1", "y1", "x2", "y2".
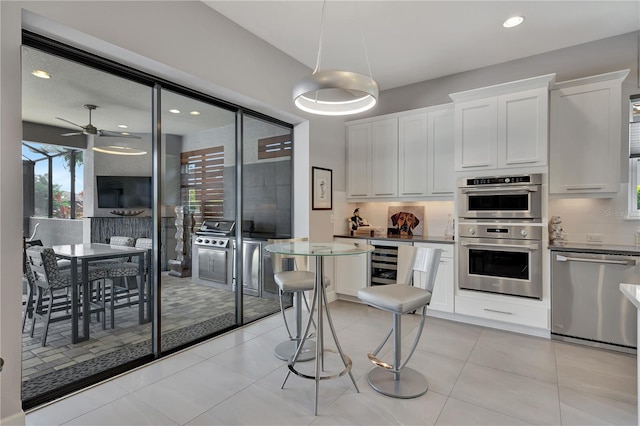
[{"x1": 265, "y1": 241, "x2": 374, "y2": 415}]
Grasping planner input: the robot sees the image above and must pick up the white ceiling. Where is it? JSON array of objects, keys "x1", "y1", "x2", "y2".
[
  {"x1": 205, "y1": 0, "x2": 640, "y2": 91},
  {"x1": 22, "y1": 1, "x2": 640, "y2": 138}
]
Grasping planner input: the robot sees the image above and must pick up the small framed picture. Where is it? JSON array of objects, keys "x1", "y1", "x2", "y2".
[{"x1": 312, "y1": 167, "x2": 332, "y2": 210}]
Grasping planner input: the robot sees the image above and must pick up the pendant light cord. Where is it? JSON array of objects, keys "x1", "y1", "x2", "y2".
[
  {"x1": 312, "y1": 0, "x2": 327, "y2": 74},
  {"x1": 354, "y1": 1, "x2": 374, "y2": 79},
  {"x1": 312, "y1": 0, "x2": 374, "y2": 79}
]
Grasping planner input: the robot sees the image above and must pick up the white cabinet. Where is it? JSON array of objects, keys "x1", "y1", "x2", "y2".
[
  {"x1": 398, "y1": 107, "x2": 455, "y2": 197},
  {"x1": 498, "y1": 88, "x2": 549, "y2": 168},
  {"x1": 346, "y1": 123, "x2": 371, "y2": 198},
  {"x1": 454, "y1": 293, "x2": 549, "y2": 329},
  {"x1": 414, "y1": 242, "x2": 454, "y2": 313},
  {"x1": 334, "y1": 238, "x2": 369, "y2": 298},
  {"x1": 454, "y1": 98, "x2": 498, "y2": 170},
  {"x1": 347, "y1": 104, "x2": 454, "y2": 201},
  {"x1": 428, "y1": 108, "x2": 455, "y2": 195},
  {"x1": 398, "y1": 113, "x2": 428, "y2": 196},
  {"x1": 451, "y1": 74, "x2": 554, "y2": 173},
  {"x1": 371, "y1": 119, "x2": 398, "y2": 197},
  {"x1": 346, "y1": 118, "x2": 397, "y2": 198},
  {"x1": 549, "y1": 70, "x2": 629, "y2": 195}
]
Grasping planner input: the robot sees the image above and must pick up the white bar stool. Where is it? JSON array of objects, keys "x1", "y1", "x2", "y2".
[{"x1": 357, "y1": 245, "x2": 441, "y2": 399}]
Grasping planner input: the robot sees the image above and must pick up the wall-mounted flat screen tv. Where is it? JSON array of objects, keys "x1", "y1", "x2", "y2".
[{"x1": 96, "y1": 176, "x2": 152, "y2": 208}]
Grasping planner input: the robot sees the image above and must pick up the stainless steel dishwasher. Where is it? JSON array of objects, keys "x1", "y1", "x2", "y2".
[{"x1": 551, "y1": 250, "x2": 639, "y2": 353}]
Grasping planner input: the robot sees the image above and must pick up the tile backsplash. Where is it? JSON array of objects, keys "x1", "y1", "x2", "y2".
[
  {"x1": 549, "y1": 184, "x2": 640, "y2": 245},
  {"x1": 338, "y1": 200, "x2": 455, "y2": 238}
]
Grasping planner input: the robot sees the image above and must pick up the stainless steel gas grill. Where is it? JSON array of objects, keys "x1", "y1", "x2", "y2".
[{"x1": 192, "y1": 219, "x2": 236, "y2": 290}]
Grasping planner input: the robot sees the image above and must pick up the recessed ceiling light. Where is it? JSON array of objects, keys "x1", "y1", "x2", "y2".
[
  {"x1": 190, "y1": 111, "x2": 201, "y2": 116},
  {"x1": 120, "y1": 132, "x2": 131, "y2": 136},
  {"x1": 503, "y1": 16, "x2": 525, "y2": 28},
  {"x1": 31, "y1": 70, "x2": 51, "y2": 79},
  {"x1": 117, "y1": 124, "x2": 128, "y2": 129},
  {"x1": 169, "y1": 109, "x2": 181, "y2": 114}
]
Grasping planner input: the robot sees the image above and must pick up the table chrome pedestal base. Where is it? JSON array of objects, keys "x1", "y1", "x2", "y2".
[
  {"x1": 274, "y1": 339, "x2": 316, "y2": 362},
  {"x1": 367, "y1": 367, "x2": 429, "y2": 399}
]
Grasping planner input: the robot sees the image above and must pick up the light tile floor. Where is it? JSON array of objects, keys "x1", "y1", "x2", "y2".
[{"x1": 25, "y1": 300, "x2": 637, "y2": 425}]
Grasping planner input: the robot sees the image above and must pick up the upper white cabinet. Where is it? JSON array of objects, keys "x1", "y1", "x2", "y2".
[
  {"x1": 371, "y1": 119, "x2": 399, "y2": 197},
  {"x1": 346, "y1": 118, "x2": 397, "y2": 198},
  {"x1": 346, "y1": 104, "x2": 454, "y2": 201},
  {"x1": 346, "y1": 123, "x2": 372, "y2": 198},
  {"x1": 450, "y1": 74, "x2": 555, "y2": 173},
  {"x1": 549, "y1": 70, "x2": 629, "y2": 195}
]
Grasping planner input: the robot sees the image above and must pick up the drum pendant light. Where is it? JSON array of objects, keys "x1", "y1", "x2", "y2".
[{"x1": 292, "y1": 1, "x2": 379, "y2": 116}]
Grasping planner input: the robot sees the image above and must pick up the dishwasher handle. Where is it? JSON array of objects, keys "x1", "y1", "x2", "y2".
[{"x1": 555, "y1": 254, "x2": 638, "y2": 266}]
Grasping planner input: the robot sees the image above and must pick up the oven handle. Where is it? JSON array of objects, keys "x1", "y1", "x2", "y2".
[
  {"x1": 555, "y1": 254, "x2": 637, "y2": 266},
  {"x1": 461, "y1": 241, "x2": 540, "y2": 251},
  {"x1": 459, "y1": 186, "x2": 538, "y2": 194}
]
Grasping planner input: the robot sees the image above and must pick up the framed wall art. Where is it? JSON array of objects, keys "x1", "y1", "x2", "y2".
[{"x1": 312, "y1": 167, "x2": 332, "y2": 210}]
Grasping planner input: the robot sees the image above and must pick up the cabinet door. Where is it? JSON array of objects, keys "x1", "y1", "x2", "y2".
[
  {"x1": 498, "y1": 88, "x2": 548, "y2": 168},
  {"x1": 428, "y1": 108, "x2": 455, "y2": 195},
  {"x1": 454, "y1": 98, "x2": 498, "y2": 171},
  {"x1": 346, "y1": 123, "x2": 371, "y2": 198},
  {"x1": 334, "y1": 238, "x2": 369, "y2": 297},
  {"x1": 414, "y1": 243, "x2": 454, "y2": 313},
  {"x1": 550, "y1": 79, "x2": 622, "y2": 194},
  {"x1": 370, "y1": 118, "x2": 398, "y2": 197},
  {"x1": 398, "y1": 113, "x2": 428, "y2": 197}
]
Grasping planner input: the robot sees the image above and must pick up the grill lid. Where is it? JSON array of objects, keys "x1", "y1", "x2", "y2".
[{"x1": 197, "y1": 219, "x2": 236, "y2": 236}]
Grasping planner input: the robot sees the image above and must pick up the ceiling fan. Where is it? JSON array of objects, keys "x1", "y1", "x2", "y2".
[{"x1": 56, "y1": 104, "x2": 140, "y2": 139}]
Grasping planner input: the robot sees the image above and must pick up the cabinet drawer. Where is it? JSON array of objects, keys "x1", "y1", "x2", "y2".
[{"x1": 455, "y1": 294, "x2": 548, "y2": 329}]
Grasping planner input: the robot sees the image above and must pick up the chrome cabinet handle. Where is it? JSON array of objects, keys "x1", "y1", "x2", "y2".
[
  {"x1": 483, "y1": 308, "x2": 513, "y2": 315},
  {"x1": 565, "y1": 186, "x2": 603, "y2": 191}
]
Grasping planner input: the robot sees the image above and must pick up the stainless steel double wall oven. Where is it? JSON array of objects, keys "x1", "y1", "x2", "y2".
[{"x1": 457, "y1": 174, "x2": 543, "y2": 299}]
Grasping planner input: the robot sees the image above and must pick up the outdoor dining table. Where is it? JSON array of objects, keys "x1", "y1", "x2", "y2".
[{"x1": 51, "y1": 243, "x2": 150, "y2": 343}]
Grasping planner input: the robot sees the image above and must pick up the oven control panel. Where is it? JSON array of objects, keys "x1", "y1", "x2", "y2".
[{"x1": 458, "y1": 223, "x2": 542, "y2": 240}]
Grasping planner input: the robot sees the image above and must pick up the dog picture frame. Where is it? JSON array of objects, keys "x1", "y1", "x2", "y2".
[{"x1": 312, "y1": 167, "x2": 332, "y2": 210}]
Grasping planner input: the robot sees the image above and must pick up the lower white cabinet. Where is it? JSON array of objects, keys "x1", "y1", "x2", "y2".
[
  {"x1": 334, "y1": 238, "x2": 369, "y2": 298},
  {"x1": 454, "y1": 293, "x2": 549, "y2": 329},
  {"x1": 413, "y1": 242, "x2": 454, "y2": 313}
]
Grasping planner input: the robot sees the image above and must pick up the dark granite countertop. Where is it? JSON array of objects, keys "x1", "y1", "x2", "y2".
[
  {"x1": 334, "y1": 234, "x2": 455, "y2": 245},
  {"x1": 549, "y1": 242, "x2": 640, "y2": 256}
]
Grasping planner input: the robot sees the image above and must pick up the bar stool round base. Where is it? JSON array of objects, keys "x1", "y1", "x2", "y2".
[
  {"x1": 275, "y1": 339, "x2": 316, "y2": 362},
  {"x1": 367, "y1": 367, "x2": 429, "y2": 399}
]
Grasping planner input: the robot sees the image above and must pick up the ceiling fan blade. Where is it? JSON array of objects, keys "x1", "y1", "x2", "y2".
[
  {"x1": 61, "y1": 132, "x2": 84, "y2": 137},
  {"x1": 98, "y1": 129, "x2": 141, "y2": 139},
  {"x1": 55, "y1": 117, "x2": 85, "y2": 129}
]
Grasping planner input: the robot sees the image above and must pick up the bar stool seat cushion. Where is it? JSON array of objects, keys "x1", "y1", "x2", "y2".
[
  {"x1": 275, "y1": 271, "x2": 330, "y2": 292},
  {"x1": 274, "y1": 271, "x2": 315, "y2": 292},
  {"x1": 358, "y1": 284, "x2": 431, "y2": 314}
]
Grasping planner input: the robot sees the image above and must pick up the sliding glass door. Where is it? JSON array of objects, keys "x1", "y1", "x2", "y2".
[
  {"x1": 21, "y1": 45, "x2": 155, "y2": 407},
  {"x1": 21, "y1": 34, "x2": 293, "y2": 409},
  {"x1": 158, "y1": 89, "x2": 239, "y2": 352}
]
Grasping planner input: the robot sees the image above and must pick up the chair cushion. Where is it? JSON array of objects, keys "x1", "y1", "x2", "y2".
[
  {"x1": 274, "y1": 271, "x2": 315, "y2": 291},
  {"x1": 100, "y1": 262, "x2": 140, "y2": 278},
  {"x1": 274, "y1": 271, "x2": 330, "y2": 291},
  {"x1": 358, "y1": 284, "x2": 431, "y2": 314}
]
